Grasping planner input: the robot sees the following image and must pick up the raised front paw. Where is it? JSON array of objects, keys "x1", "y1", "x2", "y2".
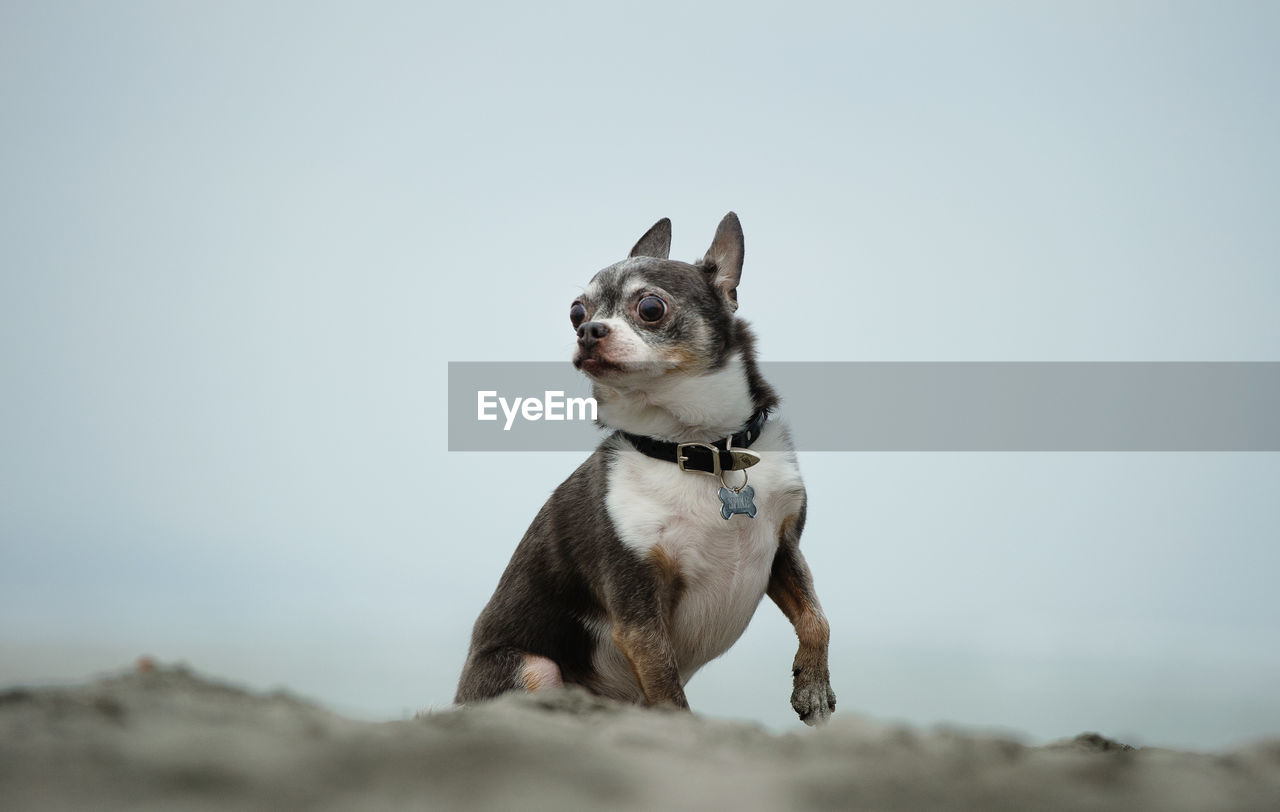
[{"x1": 791, "y1": 668, "x2": 836, "y2": 726}]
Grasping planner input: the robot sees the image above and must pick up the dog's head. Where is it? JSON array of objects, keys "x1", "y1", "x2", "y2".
[{"x1": 571, "y1": 213, "x2": 747, "y2": 385}]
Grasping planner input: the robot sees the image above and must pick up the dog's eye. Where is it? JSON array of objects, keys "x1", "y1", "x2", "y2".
[
  {"x1": 637, "y1": 295, "x2": 666, "y2": 323},
  {"x1": 570, "y1": 302, "x2": 586, "y2": 328}
]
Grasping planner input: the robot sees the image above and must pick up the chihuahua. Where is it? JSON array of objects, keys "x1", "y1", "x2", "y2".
[{"x1": 455, "y1": 213, "x2": 835, "y2": 724}]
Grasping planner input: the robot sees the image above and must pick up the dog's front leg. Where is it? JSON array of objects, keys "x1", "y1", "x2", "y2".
[
  {"x1": 611, "y1": 621, "x2": 688, "y2": 709},
  {"x1": 768, "y1": 508, "x2": 836, "y2": 725},
  {"x1": 606, "y1": 564, "x2": 688, "y2": 709}
]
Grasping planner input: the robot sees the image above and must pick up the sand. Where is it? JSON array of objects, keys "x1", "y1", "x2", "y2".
[{"x1": 2, "y1": 663, "x2": 1278, "y2": 811}]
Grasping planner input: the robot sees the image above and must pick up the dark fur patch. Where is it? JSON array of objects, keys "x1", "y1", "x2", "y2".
[{"x1": 455, "y1": 450, "x2": 617, "y2": 703}]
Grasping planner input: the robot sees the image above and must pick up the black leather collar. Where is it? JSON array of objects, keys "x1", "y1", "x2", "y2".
[{"x1": 620, "y1": 410, "x2": 769, "y2": 475}]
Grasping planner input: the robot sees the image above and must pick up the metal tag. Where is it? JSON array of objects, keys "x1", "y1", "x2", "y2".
[{"x1": 718, "y1": 485, "x2": 757, "y2": 520}]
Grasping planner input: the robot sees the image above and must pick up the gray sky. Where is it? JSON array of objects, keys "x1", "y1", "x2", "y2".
[{"x1": 2, "y1": 2, "x2": 1278, "y2": 748}]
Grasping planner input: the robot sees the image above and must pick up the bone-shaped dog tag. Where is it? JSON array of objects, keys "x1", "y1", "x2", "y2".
[{"x1": 719, "y1": 485, "x2": 757, "y2": 520}]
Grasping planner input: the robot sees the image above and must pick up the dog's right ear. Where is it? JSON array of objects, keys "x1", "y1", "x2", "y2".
[
  {"x1": 701, "y1": 212, "x2": 744, "y2": 311},
  {"x1": 629, "y1": 217, "x2": 672, "y2": 259}
]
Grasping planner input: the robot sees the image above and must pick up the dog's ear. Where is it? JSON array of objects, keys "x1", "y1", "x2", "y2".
[
  {"x1": 629, "y1": 217, "x2": 672, "y2": 259},
  {"x1": 700, "y1": 212, "x2": 744, "y2": 311}
]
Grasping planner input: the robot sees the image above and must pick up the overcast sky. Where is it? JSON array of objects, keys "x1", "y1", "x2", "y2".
[{"x1": 2, "y1": 1, "x2": 1278, "y2": 749}]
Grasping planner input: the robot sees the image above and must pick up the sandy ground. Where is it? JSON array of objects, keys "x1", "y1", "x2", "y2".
[{"x1": 2, "y1": 663, "x2": 1278, "y2": 811}]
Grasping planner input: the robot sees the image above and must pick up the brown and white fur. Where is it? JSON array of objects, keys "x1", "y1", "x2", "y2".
[{"x1": 455, "y1": 213, "x2": 835, "y2": 724}]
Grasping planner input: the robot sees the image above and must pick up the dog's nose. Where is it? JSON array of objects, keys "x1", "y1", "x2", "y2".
[{"x1": 577, "y1": 321, "x2": 610, "y2": 348}]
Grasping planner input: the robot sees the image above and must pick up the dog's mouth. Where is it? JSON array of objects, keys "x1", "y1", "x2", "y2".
[
  {"x1": 574, "y1": 347, "x2": 678, "y2": 381},
  {"x1": 574, "y1": 354, "x2": 626, "y2": 377}
]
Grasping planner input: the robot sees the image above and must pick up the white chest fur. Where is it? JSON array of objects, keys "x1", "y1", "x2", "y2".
[{"x1": 598, "y1": 419, "x2": 805, "y2": 690}]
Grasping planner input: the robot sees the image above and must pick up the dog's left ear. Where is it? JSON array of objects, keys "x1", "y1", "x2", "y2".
[
  {"x1": 701, "y1": 212, "x2": 744, "y2": 311},
  {"x1": 629, "y1": 217, "x2": 672, "y2": 259}
]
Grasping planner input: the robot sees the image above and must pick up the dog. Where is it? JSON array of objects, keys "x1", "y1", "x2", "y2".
[{"x1": 455, "y1": 213, "x2": 835, "y2": 724}]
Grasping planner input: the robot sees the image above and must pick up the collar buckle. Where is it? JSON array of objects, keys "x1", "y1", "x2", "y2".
[{"x1": 676, "y1": 442, "x2": 722, "y2": 478}]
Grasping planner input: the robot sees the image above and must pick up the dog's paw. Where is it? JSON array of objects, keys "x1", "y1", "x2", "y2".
[{"x1": 791, "y1": 670, "x2": 836, "y2": 726}]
